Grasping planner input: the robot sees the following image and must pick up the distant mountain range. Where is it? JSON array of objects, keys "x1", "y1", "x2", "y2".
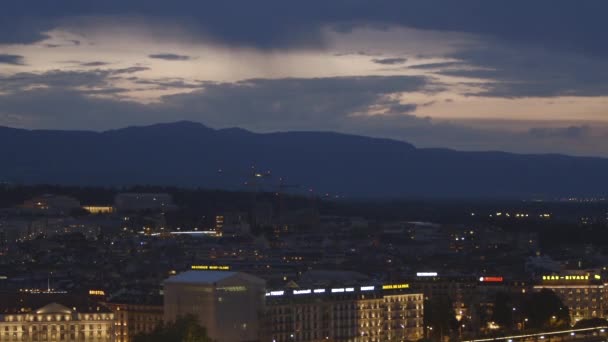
[{"x1": 1, "y1": 121, "x2": 607, "y2": 198}]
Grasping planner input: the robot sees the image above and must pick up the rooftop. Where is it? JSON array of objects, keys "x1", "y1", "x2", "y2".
[
  {"x1": 164, "y1": 270, "x2": 265, "y2": 286},
  {"x1": 164, "y1": 271, "x2": 238, "y2": 285}
]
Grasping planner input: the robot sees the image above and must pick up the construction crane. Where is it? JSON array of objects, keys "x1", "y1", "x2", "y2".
[{"x1": 216, "y1": 166, "x2": 272, "y2": 229}]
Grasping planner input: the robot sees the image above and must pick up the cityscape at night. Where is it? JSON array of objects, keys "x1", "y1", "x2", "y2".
[{"x1": 1, "y1": 1, "x2": 608, "y2": 341}]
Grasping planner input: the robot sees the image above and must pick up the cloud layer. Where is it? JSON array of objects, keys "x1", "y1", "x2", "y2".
[
  {"x1": 0, "y1": 1, "x2": 606, "y2": 157},
  {"x1": 1, "y1": 0, "x2": 607, "y2": 55}
]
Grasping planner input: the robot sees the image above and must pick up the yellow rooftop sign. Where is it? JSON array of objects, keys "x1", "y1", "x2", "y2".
[
  {"x1": 382, "y1": 284, "x2": 409, "y2": 290},
  {"x1": 191, "y1": 265, "x2": 230, "y2": 271}
]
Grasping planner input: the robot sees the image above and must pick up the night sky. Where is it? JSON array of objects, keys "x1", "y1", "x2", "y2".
[{"x1": 1, "y1": 1, "x2": 607, "y2": 156}]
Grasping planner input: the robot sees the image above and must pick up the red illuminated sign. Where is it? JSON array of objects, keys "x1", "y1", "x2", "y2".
[{"x1": 479, "y1": 276, "x2": 503, "y2": 282}]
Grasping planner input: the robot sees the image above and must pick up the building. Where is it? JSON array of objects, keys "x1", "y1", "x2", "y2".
[
  {"x1": 163, "y1": 270, "x2": 266, "y2": 342},
  {"x1": 0, "y1": 294, "x2": 115, "y2": 342},
  {"x1": 534, "y1": 272, "x2": 606, "y2": 323},
  {"x1": 264, "y1": 284, "x2": 424, "y2": 342},
  {"x1": 82, "y1": 206, "x2": 114, "y2": 215},
  {"x1": 21, "y1": 195, "x2": 81, "y2": 215},
  {"x1": 114, "y1": 193, "x2": 175, "y2": 212},
  {"x1": 104, "y1": 302, "x2": 163, "y2": 342},
  {"x1": 215, "y1": 212, "x2": 251, "y2": 237}
]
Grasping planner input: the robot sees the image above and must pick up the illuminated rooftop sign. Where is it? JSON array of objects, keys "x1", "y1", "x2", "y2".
[
  {"x1": 479, "y1": 277, "x2": 504, "y2": 283},
  {"x1": 293, "y1": 289, "x2": 311, "y2": 295},
  {"x1": 265, "y1": 291, "x2": 285, "y2": 297},
  {"x1": 417, "y1": 272, "x2": 438, "y2": 277},
  {"x1": 313, "y1": 289, "x2": 325, "y2": 293},
  {"x1": 331, "y1": 288, "x2": 345, "y2": 293},
  {"x1": 345, "y1": 287, "x2": 355, "y2": 292},
  {"x1": 89, "y1": 290, "x2": 106, "y2": 296},
  {"x1": 542, "y1": 275, "x2": 591, "y2": 281},
  {"x1": 382, "y1": 284, "x2": 409, "y2": 290},
  {"x1": 191, "y1": 265, "x2": 230, "y2": 271},
  {"x1": 360, "y1": 286, "x2": 375, "y2": 291}
]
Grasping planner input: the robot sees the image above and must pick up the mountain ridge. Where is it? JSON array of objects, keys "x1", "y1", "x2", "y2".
[{"x1": 1, "y1": 121, "x2": 606, "y2": 198}]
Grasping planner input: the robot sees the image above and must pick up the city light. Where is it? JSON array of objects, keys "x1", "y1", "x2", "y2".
[
  {"x1": 191, "y1": 265, "x2": 231, "y2": 271},
  {"x1": 88, "y1": 290, "x2": 105, "y2": 296},
  {"x1": 479, "y1": 276, "x2": 504, "y2": 282},
  {"x1": 542, "y1": 275, "x2": 590, "y2": 281},
  {"x1": 331, "y1": 288, "x2": 345, "y2": 293},
  {"x1": 360, "y1": 286, "x2": 375, "y2": 291},
  {"x1": 462, "y1": 326, "x2": 608, "y2": 342},
  {"x1": 416, "y1": 272, "x2": 438, "y2": 277},
  {"x1": 293, "y1": 289, "x2": 311, "y2": 295},
  {"x1": 382, "y1": 284, "x2": 409, "y2": 290},
  {"x1": 313, "y1": 289, "x2": 326, "y2": 293}
]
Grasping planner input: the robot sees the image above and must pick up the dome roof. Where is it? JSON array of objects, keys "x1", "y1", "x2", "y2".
[{"x1": 35, "y1": 303, "x2": 72, "y2": 314}]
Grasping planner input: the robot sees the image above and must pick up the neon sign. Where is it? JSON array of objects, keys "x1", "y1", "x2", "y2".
[
  {"x1": 479, "y1": 277, "x2": 504, "y2": 282},
  {"x1": 382, "y1": 284, "x2": 409, "y2": 290},
  {"x1": 191, "y1": 265, "x2": 230, "y2": 271},
  {"x1": 265, "y1": 291, "x2": 285, "y2": 297},
  {"x1": 293, "y1": 289, "x2": 312, "y2": 295},
  {"x1": 417, "y1": 272, "x2": 438, "y2": 277},
  {"x1": 542, "y1": 275, "x2": 590, "y2": 281}
]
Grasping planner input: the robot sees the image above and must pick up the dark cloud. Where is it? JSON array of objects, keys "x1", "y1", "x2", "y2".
[
  {"x1": 131, "y1": 77, "x2": 203, "y2": 90},
  {"x1": 0, "y1": 0, "x2": 606, "y2": 56},
  {"x1": 528, "y1": 126, "x2": 591, "y2": 139},
  {"x1": 0, "y1": 72, "x2": 431, "y2": 131},
  {"x1": 437, "y1": 42, "x2": 608, "y2": 97},
  {"x1": 387, "y1": 103, "x2": 417, "y2": 113},
  {"x1": 149, "y1": 53, "x2": 192, "y2": 61},
  {"x1": 408, "y1": 61, "x2": 464, "y2": 69},
  {"x1": 80, "y1": 61, "x2": 111, "y2": 67},
  {"x1": 111, "y1": 66, "x2": 150, "y2": 74},
  {"x1": 0, "y1": 67, "x2": 148, "y2": 94},
  {"x1": 0, "y1": 54, "x2": 25, "y2": 65},
  {"x1": 0, "y1": 71, "x2": 108, "y2": 93},
  {"x1": 371, "y1": 57, "x2": 407, "y2": 65},
  {"x1": 0, "y1": 71, "x2": 606, "y2": 157},
  {"x1": 161, "y1": 76, "x2": 431, "y2": 130}
]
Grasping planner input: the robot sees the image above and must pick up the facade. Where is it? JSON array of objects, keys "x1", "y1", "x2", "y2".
[
  {"x1": 412, "y1": 277, "x2": 477, "y2": 323},
  {"x1": 0, "y1": 299, "x2": 114, "y2": 342},
  {"x1": 215, "y1": 212, "x2": 250, "y2": 237},
  {"x1": 534, "y1": 273, "x2": 606, "y2": 323},
  {"x1": 21, "y1": 195, "x2": 81, "y2": 215},
  {"x1": 103, "y1": 303, "x2": 163, "y2": 342},
  {"x1": 82, "y1": 206, "x2": 114, "y2": 215},
  {"x1": 264, "y1": 284, "x2": 424, "y2": 342},
  {"x1": 164, "y1": 270, "x2": 266, "y2": 342}
]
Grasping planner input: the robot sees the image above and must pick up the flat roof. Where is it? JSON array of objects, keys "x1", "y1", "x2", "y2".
[{"x1": 164, "y1": 271, "x2": 238, "y2": 285}]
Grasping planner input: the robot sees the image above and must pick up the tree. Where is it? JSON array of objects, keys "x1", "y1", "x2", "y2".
[
  {"x1": 424, "y1": 295, "x2": 459, "y2": 340},
  {"x1": 132, "y1": 315, "x2": 214, "y2": 342},
  {"x1": 573, "y1": 318, "x2": 608, "y2": 329},
  {"x1": 491, "y1": 292, "x2": 514, "y2": 330},
  {"x1": 521, "y1": 289, "x2": 570, "y2": 330}
]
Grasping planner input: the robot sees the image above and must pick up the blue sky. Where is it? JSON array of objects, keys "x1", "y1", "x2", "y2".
[{"x1": 1, "y1": 0, "x2": 607, "y2": 156}]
